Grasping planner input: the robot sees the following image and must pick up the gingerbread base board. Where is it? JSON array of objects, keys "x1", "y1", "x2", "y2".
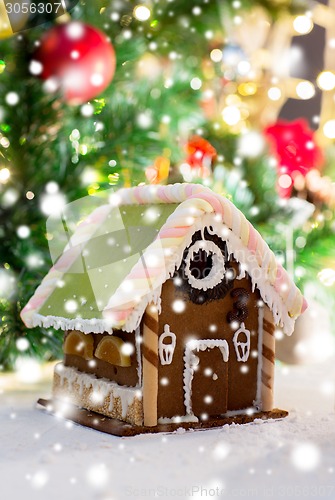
[{"x1": 37, "y1": 398, "x2": 288, "y2": 437}]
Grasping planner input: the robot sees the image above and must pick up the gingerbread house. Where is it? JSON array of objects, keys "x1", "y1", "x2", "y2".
[{"x1": 21, "y1": 183, "x2": 307, "y2": 434}]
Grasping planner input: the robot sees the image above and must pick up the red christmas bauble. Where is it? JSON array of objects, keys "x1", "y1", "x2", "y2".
[
  {"x1": 184, "y1": 136, "x2": 217, "y2": 179},
  {"x1": 34, "y1": 22, "x2": 116, "y2": 105},
  {"x1": 264, "y1": 119, "x2": 324, "y2": 198}
]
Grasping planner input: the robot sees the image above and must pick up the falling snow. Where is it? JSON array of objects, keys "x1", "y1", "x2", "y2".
[
  {"x1": 16, "y1": 338, "x2": 30, "y2": 352},
  {"x1": 291, "y1": 442, "x2": 321, "y2": 472},
  {"x1": 64, "y1": 300, "x2": 78, "y2": 314},
  {"x1": 172, "y1": 299, "x2": 186, "y2": 313},
  {"x1": 0, "y1": 268, "x2": 17, "y2": 300},
  {"x1": 121, "y1": 342, "x2": 135, "y2": 356}
]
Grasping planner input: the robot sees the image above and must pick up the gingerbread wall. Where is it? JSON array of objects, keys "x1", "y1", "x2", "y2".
[{"x1": 157, "y1": 231, "x2": 262, "y2": 420}]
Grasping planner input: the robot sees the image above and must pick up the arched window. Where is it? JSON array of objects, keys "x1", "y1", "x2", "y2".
[{"x1": 184, "y1": 240, "x2": 225, "y2": 290}]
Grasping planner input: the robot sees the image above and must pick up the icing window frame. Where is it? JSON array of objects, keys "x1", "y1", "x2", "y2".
[{"x1": 184, "y1": 240, "x2": 225, "y2": 290}]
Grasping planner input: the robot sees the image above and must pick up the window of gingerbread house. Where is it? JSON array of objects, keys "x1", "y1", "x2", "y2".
[
  {"x1": 63, "y1": 330, "x2": 94, "y2": 360},
  {"x1": 184, "y1": 240, "x2": 225, "y2": 290},
  {"x1": 95, "y1": 336, "x2": 132, "y2": 367}
]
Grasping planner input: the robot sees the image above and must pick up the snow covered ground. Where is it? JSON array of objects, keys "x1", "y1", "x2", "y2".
[{"x1": 1, "y1": 360, "x2": 335, "y2": 500}]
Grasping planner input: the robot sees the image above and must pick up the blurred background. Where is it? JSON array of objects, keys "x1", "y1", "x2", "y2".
[{"x1": 0, "y1": 0, "x2": 335, "y2": 376}]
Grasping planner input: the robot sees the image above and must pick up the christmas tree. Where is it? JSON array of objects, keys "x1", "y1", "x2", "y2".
[{"x1": 1, "y1": 0, "x2": 334, "y2": 370}]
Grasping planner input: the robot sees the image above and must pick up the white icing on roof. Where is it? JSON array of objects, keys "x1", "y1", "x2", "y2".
[{"x1": 21, "y1": 184, "x2": 307, "y2": 336}]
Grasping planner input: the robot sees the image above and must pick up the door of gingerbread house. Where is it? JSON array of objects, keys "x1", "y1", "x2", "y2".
[{"x1": 184, "y1": 340, "x2": 229, "y2": 417}]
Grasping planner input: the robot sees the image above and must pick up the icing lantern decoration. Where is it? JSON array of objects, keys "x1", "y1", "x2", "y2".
[
  {"x1": 64, "y1": 330, "x2": 94, "y2": 360},
  {"x1": 33, "y1": 22, "x2": 116, "y2": 105},
  {"x1": 159, "y1": 325, "x2": 176, "y2": 365},
  {"x1": 264, "y1": 119, "x2": 324, "y2": 198},
  {"x1": 233, "y1": 323, "x2": 251, "y2": 362},
  {"x1": 95, "y1": 336, "x2": 131, "y2": 367}
]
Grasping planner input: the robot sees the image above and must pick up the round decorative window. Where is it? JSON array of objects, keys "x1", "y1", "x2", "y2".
[{"x1": 184, "y1": 240, "x2": 225, "y2": 290}]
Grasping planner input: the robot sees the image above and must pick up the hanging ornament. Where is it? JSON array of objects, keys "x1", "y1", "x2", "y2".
[
  {"x1": 0, "y1": 0, "x2": 30, "y2": 39},
  {"x1": 264, "y1": 119, "x2": 324, "y2": 198},
  {"x1": 184, "y1": 135, "x2": 217, "y2": 179},
  {"x1": 145, "y1": 156, "x2": 170, "y2": 184},
  {"x1": 33, "y1": 22, "x2": 116, "y2": 105}
]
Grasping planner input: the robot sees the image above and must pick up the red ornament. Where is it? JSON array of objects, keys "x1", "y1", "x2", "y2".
[
  {"x1": 264, "y1": 119, "x2": 324, "y2": 198},
  {"x1": 34, "y1": 22, "x2": 116, "y2": 105},
  {"x1": 185, "y1": 136, "x2": 217, "y2": 178}
]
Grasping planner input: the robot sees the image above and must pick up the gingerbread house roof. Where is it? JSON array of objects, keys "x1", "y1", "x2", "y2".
[{"x1": 21, "y1": 183, "x2": 307, "y2": 336}]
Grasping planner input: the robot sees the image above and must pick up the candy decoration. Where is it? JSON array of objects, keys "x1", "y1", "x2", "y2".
[
  {"x1": 33, "y1": 22, "x2": 116, "y2": 105},
  {"x1": 260, "y1": 306, "x2": 275, "y2": 411},
  {"x1": 95, "y1": 336, "x2": 131, "y2": 367},
  {"x1": 227, "y1": 288, "x2": 249, "y2": 323},
  {"x1": 185, "y1": 136, "x2": 217, "y2": 178},
  {"x1": 63, "y1": 330, "x2": 94, "y2": 360},
  {"x1": 142, "y1": 303, "x2": 159, "y2": 426},
  {"x1": 264, "y1": 119, "x2": 324, "y2": 198}
]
